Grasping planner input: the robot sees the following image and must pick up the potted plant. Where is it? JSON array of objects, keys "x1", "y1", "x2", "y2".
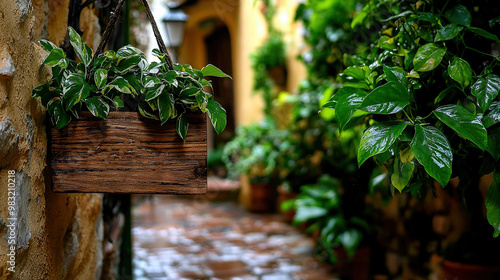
[
  {"x1": 324, "y1": 0, "x2": 500, "y2": 276},
  {"x1": 223, "y1": 119, "x2": 287, "y2": 212},
  {"x1": 33, "y1": 6, "x2": 230, "y2": 193},
  {"x1": 281, "y1": 174, "x2": 373, "y2": 279}
]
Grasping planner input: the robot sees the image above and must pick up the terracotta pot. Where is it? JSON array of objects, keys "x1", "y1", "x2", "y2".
[
  {"x1": 440, "y1": 259, "x2": 500, "y2": 280},
  {"x1": 277, "y1": 185, "x2": 298, "y2": 223},
  {"x1": 334, "y1": 247, "x2": 371, "y2": 280},
  {"x1": 431, "y1": 254, "x2": 500, "y2": 280},
  {"x1": 247, "y1": 182, "x2": 277, "y2": 213}
]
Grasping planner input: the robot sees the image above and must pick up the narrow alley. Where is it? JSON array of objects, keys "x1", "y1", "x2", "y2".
[{"x1": 132, "y1": 195, "x2": 339, "y2": 280}]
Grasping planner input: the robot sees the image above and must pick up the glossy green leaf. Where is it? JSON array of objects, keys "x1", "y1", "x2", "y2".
[
  {"x1": 162, "y1": 71, "x2": 178, "y2": 83},
  {"x1": 414, "y1": 12, "x2": 439, "y2": 23},
  {"x1": 207, "y1": 100, "x2": 227, "y2": 134},
  {"x1": 411, "y1": 125, "x2": 452, "y2": 187},
  {"x1": 176, "y1": 112, "x2": 189, "y2": 140},
  {"x1": 358, "y1": 122, "x2": 408, "y2": 167},
  {"x1": 448, "y1": 57, "x2": 472, "y2": 87},
  {"x1": 406, "y1": 69, "x2": 420, "y2": 78},
  {"x1": 338, "y1": 229, "x2": 362, "y2": 258},
  {"x1": 293, "y1": 206, "x2": 327, "y2": 224},
  {"x1": 483, "y1": 102, "x2": 500, "y2": 128},
  {"x1": 94, "y1": 69, "x2": 107, "y2": 90},
  {"x1": 39, "y1": 39, "x2": 57, "y2": 52},
  {"x1": 47, "y1": 98, "x2": 71, "y2": 129},
  {"x1": 145, "y1": 84, "x2": 165, "y2": 101},
  {"x1": 323, "y1": 87, "x2": 358, "y2": 110},
  {"x1": 486, "y1": 128, "x2": 500, "y2": 160},
  {"x1": 32, "y1": 82, "x2": 60, "y2": 107},
  {"x1": 43, "y1": 48, "x2": 68, "y2": 68},
  {"x1": 113, "y1": 96, "x2": 124, "y2": 109},
  {"x1": 116, "y1": 45, "x2": 144, "y2": 58},
  {"x1": 485, "y1": 172, "x2": 500, "y2": 237},
  {"x1": 434, "y1": 24, "x2": 463, "y2": 42},
  {"x1": 138, "y1": 102, "x2": 158, "y2": 120},
  {"x1": 375, "y1": 146, "x2": 395, "y2": 165},
  {"x1": 63, "y1": 73, "x2": 89, "y2": 111},
  {"x1": 85, "y1": 96, "x2": 109, "y2": 119},
  {"x1": 378, "y1": 35, "x2": 396, "y2": 50},
  {"x1": 157, "y1": 92, "x2": 175, "y2": 125},
  {"x1": 445, "y1": 5, "x2": 471, "y2": 27},
  {"x1": 413, "y1": 43, "x2": 447, "y2": 72},
  {"x1": 360, "y1": 82, "x2": 409, "y2": 114},
  {"x1": 383, "y1": 65, "x2": 407, "y2": 85},
  {"x1": 391, "y1": 156, "x2": 415, "y2": 192},
  {"x1": 143, "y1": 76, "x2": 160, "y2": 88},
  {"x1": 107, "y1": 77, "x2": 137, "y2": 95},
  {"x1": 200, "y1": 64, "x2": 232, "y2": 79},
  {"x1": 491, "y1": 17, "x2": 500, "y2": 28},
  {"x1": 179, "y1": 87, "x2": 200, "y2": 100},
  {"x1": 115, "y1": 55, "x2": 142, "y2": 73},
  {"x1": 336, "y1": 90, "x2": 365, "y2": 131},
  {"x1": 343, "y1": 66, "x2": 365, "y2": 80},
  {"x1": 434, "y1": 104, "x2": 487, "y2": 150},
  {"x1": 68, "y1": 26, "x2": 92, "y2": 66},
  {"x1": 471, "y1": 74, "x2": 500, "y2": 112},
  {"x1": 384, "y1": 10, "x2": 413, "y2": 21},
  {"x1": 351, "y1": 10, "x2": 367, "y2": 28},
  {"x1": 468, "y1": 27, "x2": 499, "y2": 41}
]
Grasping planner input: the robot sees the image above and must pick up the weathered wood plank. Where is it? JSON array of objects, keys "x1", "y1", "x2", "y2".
[{"x1": 48, "y1": 112, "x2": 207, "y2": 194}]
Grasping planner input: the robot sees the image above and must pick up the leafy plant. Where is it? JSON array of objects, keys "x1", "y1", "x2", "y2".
[
  {"x1": 323, "y1": 0, "x2": 500, "y2": 236},
  {"x1": 294, "y1": 0, "x2": 372, "y2": 81},
  {"x1": 33, "y1": 27, "x2": 230, "y2": 140},
  {"x1": 222, "y1": 119, "x2": 287, "y2": 182},
  {"x1": 250, "y1": 33, "x2": 286, "y2": 118},
  {"x1": 276, "y1": 82, "x2": 363, "y2": 193},
  {"x1": 282, "y1": 175, "x2": 372, "y2": 263}
]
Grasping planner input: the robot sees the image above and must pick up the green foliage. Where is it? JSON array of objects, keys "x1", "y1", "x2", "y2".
[
  {"x1": 282, "y1": 175, "x2": 372, "y2": 262},
  {"x1": 324, "y1": 0, "x2": 500, "y2": 234},
  {"x1": 295, "y1": 0, "x2": 370, "y2": 80},
  {"x1": 486, "y1": 172, "x2": 500, "y2": 238},
  {"x1": 222, "y1": 119, "x2": 287, "y2": 181},
  {"x1": 33, "y1": 27, "x2": 230, "y2": 139},
  {"x1": 250, "y1": 34, "x2": 287, "y2": 117},
  {"x1": 277, "y1": 81, "x2": 363, "y2": 193}
]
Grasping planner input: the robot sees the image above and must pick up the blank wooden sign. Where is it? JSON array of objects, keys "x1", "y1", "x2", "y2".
[{"x1": 48, "y1": 112, "x2": 207, "y2": 194}]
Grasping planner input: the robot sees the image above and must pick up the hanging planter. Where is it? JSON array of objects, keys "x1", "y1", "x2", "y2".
[
  {"x1": 34, "y1": 0, "x2": 230, "y2": 193},
  {"x1": 47, "y1": 112, "x2": 207, "y2": 193}
]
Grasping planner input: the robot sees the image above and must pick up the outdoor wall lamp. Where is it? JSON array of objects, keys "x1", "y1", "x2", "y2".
[{"x1": 162, "y1": 8, "x2": 188, "y2": 49}]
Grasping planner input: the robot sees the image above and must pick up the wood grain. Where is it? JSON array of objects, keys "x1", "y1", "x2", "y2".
[{"x1": 48, "y1": 112, "x2": 207, "y2": 194}]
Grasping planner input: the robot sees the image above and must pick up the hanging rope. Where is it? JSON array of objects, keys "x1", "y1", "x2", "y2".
[
  {"x1": 139, "y1": 0, "x2": 174, "y2": 70},
  {"x1": 87, "y1": 0, "x2": 175, "y2": 79}
]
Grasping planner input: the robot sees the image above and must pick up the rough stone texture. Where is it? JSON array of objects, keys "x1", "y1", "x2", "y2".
[
  {"x1": 0, "y1": 54, "x2": 16, "y2": 77},
  {"x1": 25, "y1": 114, "x2": 35, "y2": 163},
  {"x1": 0, "y1": 0, "x2": 104, "y2": 279},
  {"x1": 0, "y1": 216, "x2": 6, "y2": 236},
  {"x1": 15, "y1": 0, "x2": 32, "y2": 22},
  {"x1": 0, "y1": 118, "x2": 19, "y2": 168},
  {"x1": 62, "y1": 211, "x2": 81, "y2": 278},
  {"x1": 94, "y1": 204, "x2": 104, "y2": 280}
]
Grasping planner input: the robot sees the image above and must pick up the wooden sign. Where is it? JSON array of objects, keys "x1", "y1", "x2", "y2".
[{"x1": 48, "y1": 112, "x2": 207, "y2": 194}]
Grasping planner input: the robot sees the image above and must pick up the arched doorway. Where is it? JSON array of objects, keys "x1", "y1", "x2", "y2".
[{"x1": 204, "y1": 25, "x2": 235, "y2": 148}]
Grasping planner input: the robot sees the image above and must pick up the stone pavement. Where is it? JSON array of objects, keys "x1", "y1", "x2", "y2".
[{"x1": 132, "y1": 195, "x2": 339, "y2": 280}]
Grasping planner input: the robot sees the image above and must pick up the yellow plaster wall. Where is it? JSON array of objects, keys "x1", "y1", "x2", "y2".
[
  {"x1": 0, "y1": 1, "x2": 103, "y2": 279},
  {"x1": 179, "y1": 0, "x2": 306, "y2": 126}
]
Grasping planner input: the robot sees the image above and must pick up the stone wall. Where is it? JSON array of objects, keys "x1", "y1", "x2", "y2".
[{"x1": 0, "y1": 0, "x2": 104, "y2": 279}]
